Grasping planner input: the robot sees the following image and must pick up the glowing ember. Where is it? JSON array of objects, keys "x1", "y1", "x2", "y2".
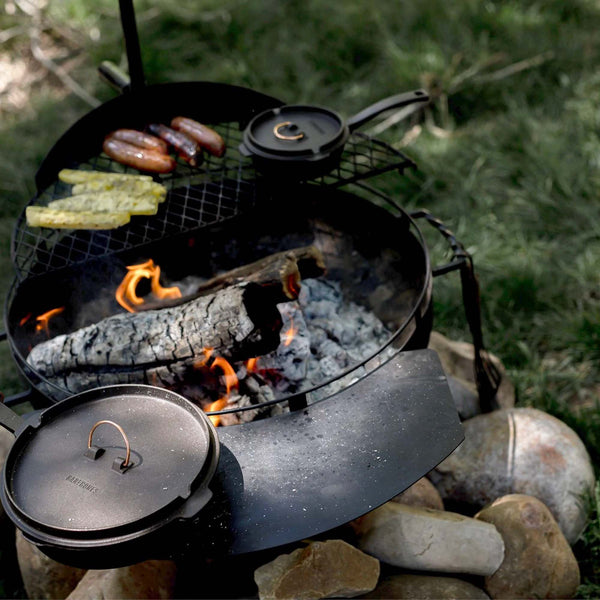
[
  {"x1": 115, "y1": 259, "x2": 181, "y2": 313},
  {"x1": 34, "y1": 307, "x2": 65, "y2": 337},
  {"x1": 286, "y1": 273, "x2": 300, "y2": 298}
]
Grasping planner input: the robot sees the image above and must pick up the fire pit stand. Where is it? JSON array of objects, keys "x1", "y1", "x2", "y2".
[{"x1": 0, "y1": 0, "x2": 502, "y2": 568}]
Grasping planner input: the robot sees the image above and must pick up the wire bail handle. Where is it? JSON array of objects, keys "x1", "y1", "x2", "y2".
[
  {"x1": 87, "y1": 420, "x2": 131, "y2": 469},
  {"x1": 273, "y1": 121, "x2": 305, "y2": 141}
]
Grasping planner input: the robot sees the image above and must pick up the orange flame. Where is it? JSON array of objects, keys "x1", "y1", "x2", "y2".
[
  {"x1": 193, "y1": 347, "x2": 214, "y2": 370},
  {"x1": 34, "y1": 307, "x2": 65, "y2": 337},
  {"x1": 211, "y1": 356, "x2": 239, "y2": 396},
  {"x1": 115, "y1": 259, "x2": 181, "y2": 313},
  {"x1": 283, "y1": 317, "x2": 297, "y2": 347},
  {"x1": 246, "y1": 357, "x2": 258, "y2": 373},
  {"x1": 19, "y1": 313, "x2": 32, "y2": 327},
  {"x1": 193, "y1": 350, "x2": 240, "y2": 427},
  {"x1": 206, "y1": 397, "x2": 228, "y2": 426}
]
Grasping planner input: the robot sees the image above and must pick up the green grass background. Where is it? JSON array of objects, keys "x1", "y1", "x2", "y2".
[{"x1": 1, "y1": 0, "x2": 599, "y2": 596}]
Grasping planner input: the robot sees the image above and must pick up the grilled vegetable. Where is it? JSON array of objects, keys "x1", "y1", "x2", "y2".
[
  {"x1": 107, "y1": 129, "x2": 169, "y2": 154},
  {"x1": 171, "y1": 117, "x2": 226, "y2": 157},
  {"x1": 71, "y1": 179, "x2": 167, "y2": 202},
  {"x1": 48, "y1": 192, "x2": 159, "y2": 216},
  {"x1": 26, "y1": 206, "x2": 131, "y2": 229},
  {"x1": 147, "y1": 123, "x2": 202, "y2": 167},
  {"x1": 102, "y1": 138, "x2": 177, "y2": 174},
  {"x1": 58, "y1": 169, "x2": 154, "y2": 184}
]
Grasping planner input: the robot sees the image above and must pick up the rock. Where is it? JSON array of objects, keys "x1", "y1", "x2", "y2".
[
  {"x1": 16, "y1": 529, "x2": 87, "y2": 599},
  {"x1": 428, "y1": 331, "x2": 515, "y2": 418},
  {"x1": 254, "y1": 539, "x2": 379, "y2": 600},
  {"x1": 430, "y1": 407, "x2": 595, "y2": 543},
  {"x1": 446, "y1": 375, "x2": 481, "y2": 421},
  {"x1": 352, "y1": 503, "x2": 504, "y2": 576},
  {"x1": 475, "y1": 494, "x2": 580, "y2": 599},
  {"x1": 66, "y1": 560, "x2": 177, "y2": 600},
  {"x1": 362, "y1": 573, "x2": 490, "y2": 599},
  {"x1": 391, "y1": 476, "x2": 444, "y2": 510}
]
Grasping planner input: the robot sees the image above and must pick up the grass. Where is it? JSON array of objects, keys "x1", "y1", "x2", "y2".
[{"x1": 1, "y1": 0, "x2": 600, "y2": 596}]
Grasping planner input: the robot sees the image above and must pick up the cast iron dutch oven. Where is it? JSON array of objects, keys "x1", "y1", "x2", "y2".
[
  {"x1": 239, "y1": 88, "x2": 430, "y2": 180},
  {"x1": 0, "y1": 384, "x2": 219, "y2": 568}
]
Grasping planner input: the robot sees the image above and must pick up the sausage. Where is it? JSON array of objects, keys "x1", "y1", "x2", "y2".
[
  {"x1": 108, "y1": 128, "x2": 168, "y2": 154},
  {"x1": 102, "y1": 138, "x2": 176, "y2": 174},
  {"x1": 147, "y1": 123, "x2": 202, "y2": 167},
  {"x1": 170, "y1": 117, "x2": 226, "y2": 158}
]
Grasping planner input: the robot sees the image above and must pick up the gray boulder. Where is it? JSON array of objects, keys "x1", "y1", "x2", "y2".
[{"x1": 430, "y1": 407, "x2": 595, "y2": 543}]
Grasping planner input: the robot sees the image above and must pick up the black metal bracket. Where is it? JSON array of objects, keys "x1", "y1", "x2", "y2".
[
  {"x1": 118, "y1": 0, "x2": 145, "y2": 92},
  {"x1": 410, "y1": 208, "x2": 502, "y2": 413},
  {"x1": 410, "y1": 209, "x2": 470, "y2": 276}
]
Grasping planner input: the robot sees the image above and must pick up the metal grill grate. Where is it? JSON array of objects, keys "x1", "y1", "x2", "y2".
[{"x1": 11, "y1": 122, "x2": 414, "y2": 281}]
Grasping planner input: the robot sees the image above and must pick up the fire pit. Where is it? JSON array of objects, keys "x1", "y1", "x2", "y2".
[{"x1": 0, "y1": 0, "x2": 501, "y2": 568}]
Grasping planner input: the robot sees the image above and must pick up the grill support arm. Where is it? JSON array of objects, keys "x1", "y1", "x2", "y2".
[{"x1": 410, "y1": 209, "x2": 502, "y2": 413}]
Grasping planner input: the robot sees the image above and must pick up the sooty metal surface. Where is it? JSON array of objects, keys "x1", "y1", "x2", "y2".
[{"x1": 188, "y1": 349, "x2": 463, "y2": 556}]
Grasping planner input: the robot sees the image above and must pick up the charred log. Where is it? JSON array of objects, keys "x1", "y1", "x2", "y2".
[
  {"x1": 140, "y1": 245, "x2": 326, "y2": 311},
  {"x1": 26, "y1": 283, "x2": 283, "y2": 395}
]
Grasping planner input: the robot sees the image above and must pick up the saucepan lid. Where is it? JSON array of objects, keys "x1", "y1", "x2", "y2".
[
  {"x1": 241, "y1": 104, "x2": 348, "y2": 161},
  {"x1": 0, "y1": 384, "x2": 219, "y2": 550}
]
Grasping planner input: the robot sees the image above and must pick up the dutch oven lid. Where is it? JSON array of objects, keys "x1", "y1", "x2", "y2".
[
  {"x1": 241, "y1": 104, "x2": 348, "y2": 160},
  {"x1": 2, "y1": 385, "x2": 219, "y2": 541}
]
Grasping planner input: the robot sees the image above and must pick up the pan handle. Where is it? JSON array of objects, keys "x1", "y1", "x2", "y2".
[
  {"x1": 98, "y1": 61, "x2": 131, "y2": 94},
  {"x1": 0, "y1": 400, "x2": 23, "y2": 436},
  {"x1": 346, "y1": 89, "x2": 430, "y2": 131}
]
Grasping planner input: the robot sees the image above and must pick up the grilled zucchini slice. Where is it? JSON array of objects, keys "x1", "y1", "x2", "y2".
[{"x1": 26, "y1": 206, "x2": 131, "y2": 229}]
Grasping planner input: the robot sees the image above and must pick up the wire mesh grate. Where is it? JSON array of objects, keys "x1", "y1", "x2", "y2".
[{"x1": 11, "y1": 122, "x2": 414, "y2": 281}]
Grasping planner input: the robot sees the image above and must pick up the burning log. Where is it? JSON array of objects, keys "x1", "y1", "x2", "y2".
[
  {"x1": 26, "y1": 282, "x2": 285, "y2": 395},
  {"x1": 139, "y1": 245, "x2": 326, "y2": 310},
  {"x1": 25, "y1": 246, "x2": 327, "y2": 397}
]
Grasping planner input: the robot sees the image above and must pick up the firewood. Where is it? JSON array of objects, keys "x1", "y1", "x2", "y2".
[
  {"x1": 139, "y1": 245, "x2": 326, "y2": 311},
  {"x1": 26, "y1": 283, "x2": 283, "y2": 395}
]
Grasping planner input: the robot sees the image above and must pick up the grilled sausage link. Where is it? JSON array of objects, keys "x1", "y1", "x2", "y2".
[
  {"x1": 102, "y1": 138, "x2": 176, "y2": 174},
  {"x1": 148, "y1": 123, "x2": 202, "y2": 167},
  {"x1": 171, "y1": 117, "x2": 226, "y2": 158},
  {"x1": 108, "y1": 128, "x2": 169, "y2": 154}
]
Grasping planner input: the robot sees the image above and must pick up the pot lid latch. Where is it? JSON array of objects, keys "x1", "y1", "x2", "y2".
[{"x1": 85, "y1": 420, "x2": 133, "y2": 474}]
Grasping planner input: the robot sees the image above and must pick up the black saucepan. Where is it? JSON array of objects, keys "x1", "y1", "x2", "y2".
[
  {"x1": 239, "y1": 88, "x2": 429, "y2": 180},
  {"x1": 0, "y1": 384, "x2": 220, "y2": 568}
]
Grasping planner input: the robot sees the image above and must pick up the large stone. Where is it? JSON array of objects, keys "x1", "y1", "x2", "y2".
[
  {"x1": 362, "y1": 574, "x2": 489, "y2": 599},
  {"x1": 16, "y1": 530, "x2": 87, "y2": 599},
  {"x1": 428, "y1": 331, "x2": 515, "y2": 418},
  {"x1": 66, "y1": 560, "x2": 177, "y2": 600},
  {"x1": 429, "y1": 407, "x2": 595, "y2": 543},
  {"x1": 353, "y1": 502, "x2": 504, "y2": 576},
  {"x1": 475, "y1": 494, "x2": 580, "y2": 599},
  {"x1": 254, "y1": 539, "x2": 380, "y2": 600},
  {"x1": 391, "y1": 476, "x2": 444, "y2": 510}
]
